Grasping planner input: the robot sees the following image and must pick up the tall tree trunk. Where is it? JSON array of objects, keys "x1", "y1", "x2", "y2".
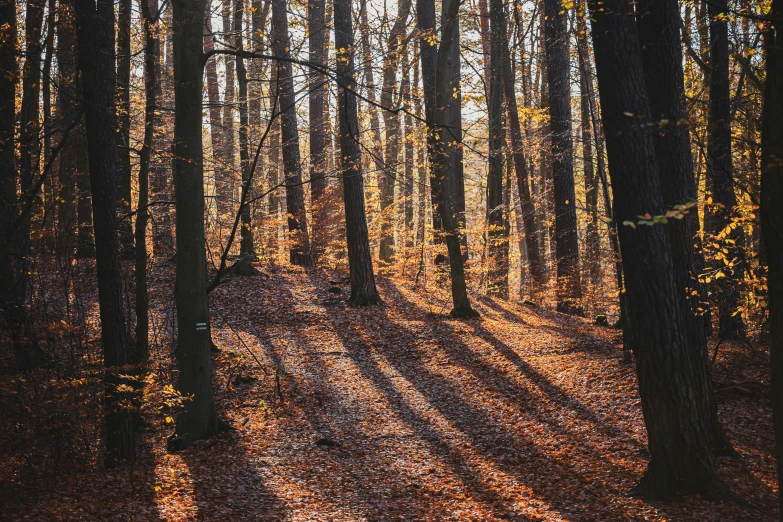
[
  {"x1": 359, "y1": 0, "x2": 385, "y2": 194},
  {"x1": 432, "y1": 0, "x2": 477, "y2": 318},
  {"x1": 203, "y1": 10, "x2": 225, "y2": 223},
  {"x1": 636, "y1": 0, "x2": 734, "y2": 457},
  {"x1": 234, "y1": 0, "x2": 253, "y2": 256},
  {"x1": 706, "y1": 0, "x2": 747, "y2": 341},
  {"x1": 41, "y1": 0, "x2": 56, "y2": 250},
  {"x1": 378, "y1": 0, "x2": 412, "y2": 263},
  {"x1": 72, "y1": 0, "x2": 134, "y2": 466},
  {"x1": 18, "y1": 0, "x2": 44, "y2": 280},
  {"x1": 271, "y1": 0, "x2": 311, "y2": 265},
  {"x1": 151, "y1": 4, "x2": 173, "y2": 255},
  {"x1": 575, "y1": 0, "x2": 600, "y2": 290},
  {"x1": 116, "y1": 0, "x2": 134, "y2": 257},
  {"x1": 168, "y1": 0, "x2": 219, "y2": 450},
  {"x1": 486, "y1": 0, "x2": 508, "y2": 296},
  {"x1": 588, "y1": 0, "x2": 730, "y2": 499},
  {"x1": 308, "y1": 0, "x2": 327, "y2": 259},
  {"x1": 544, "y1": 0, "x2": 582, "y2": 315},
  {"x1": 55, "y1": 0, "x2": 80, "y2": 257},
  {"x1": 221, "y1": 0, "x2": 237, "y2": 222},
  {"x1": 501, "y1": 6, "x2": 542, "y2": 295},
  {"x1": 401, "y1": 49, "x2": 415, "y2": 249},
  {"x1": 759, "y1": 1, "x2": 783, "y2": 514},
  {"x1": 334, "y1": 0, "x2": 381, "y2": 305},
  {"x1": 413, "y1": 44, "x2": 427, "y2": 251},
  {"x1": 133, "y1": 0, "x2": 160, "y2": 364}
]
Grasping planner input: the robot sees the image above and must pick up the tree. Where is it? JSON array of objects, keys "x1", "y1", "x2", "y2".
[
  {"x1": 635, "y1": 0, "x2": 733, "y2": 456},
  {"x1": 588, "y1": 0, "x2": 729, "y2": 499},
  {"x1": 543, "y1": 0, "x2": 582, "y2": 315},
  {"x1": 234, "y1": 0, "x2": 253, "y2": 256},
  {"x1": 72, "y1": 0, "x2": 134, "y2": 465},
  {"x1": 271, "y1": 0, "x2": 311, "y2": 265},
  {"x1": 116, "y1": 0, "x2": 134, "y2": 257},
  {"x1": 760, "y1": 0, "x2": 783, "y2": 514},
  {"x1": 308, "y1": 0, "x2": 327, "y2": 258},
  {"x1": 333, "y1": 0, "x2": 381, "y2": 306},
  {"x1": 486, "y1": 0, "x2": 508, "y2": 297},
  {"x1": 168, "y1": 0, "x2": 219, "y2": 450},
  {"x1": 430, "y1": 0, "x2": 478, "y2": 318},
  {"x1": 706, "y1": 0, "x2": 747, "y2": 341}
]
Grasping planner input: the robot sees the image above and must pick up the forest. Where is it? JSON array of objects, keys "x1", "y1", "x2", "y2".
[{"x1": 0, "y1": 0, "x2": 782, "y2": 519}]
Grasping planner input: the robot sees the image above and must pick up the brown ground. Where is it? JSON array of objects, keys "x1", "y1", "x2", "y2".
[{"x1": 1, "y1": 265, "x2": 777, "y2": 521}]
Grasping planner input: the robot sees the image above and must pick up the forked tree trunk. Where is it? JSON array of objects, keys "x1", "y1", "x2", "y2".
[
  {"x1": 636, "y1": 0, "x2": 734, "y2": 457},
  {"x1": 271, "y1": 0, "x2": 311, "y2": 265},
  {"x1": 543, "y1": 0, "x2": 582, "y2": 315},
  {"x1": 333, "y1": 0, "x2": 381, "y2": 306},
  {"x1": 72, "y1": 0, "x2": 134, "y2": 466},
  {"x1": 588, "y1": 0, "x2": 730, "y2": 499}
]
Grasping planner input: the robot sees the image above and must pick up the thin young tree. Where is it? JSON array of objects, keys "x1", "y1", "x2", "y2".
[
  {"x1": 333, "y1": 0, "x2": 381, "y2": 306},
  {"x1": 72, "y1": 0, "x2": 134, "y2": 465},
  {"x1": 168, "y1": 0, "x2": 219, "y2": 450},
  {"x1": 588, "y1": 0, "x2": 731, "y2": 499},
  {"x1": 543, "y1": 0, "x2": 582, "y2": 315}
]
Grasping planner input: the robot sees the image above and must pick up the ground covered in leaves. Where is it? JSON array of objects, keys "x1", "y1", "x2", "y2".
[{"x1": 2, "y1": 264, "x2": 778, "y2": 521}]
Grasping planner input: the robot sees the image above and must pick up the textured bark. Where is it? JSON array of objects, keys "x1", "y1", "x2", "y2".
[
  {"x1": 333, "y1": 0, "x2": 381, "y2": 306},
  {"x1": 220, "y1": 0, "x2": 237, "y2": 219},
  {"x1": 133, "y1": 0, "x2": 159, "y2": 364},
  {"x1": 544, "y1": 0, "x2": 582, "y2": 315},
  {"x1": 636, "y1": 0, "x2": 733, "y2": 457},
  {"x1": 760, "y1": 1, "x2": 783, "y2": 514},
  {"x1": 588, "y1": 0, "x2": 729, "y2": 499},
  {"x1": 116, "y1": 0, "x2": 134, "y2": 257},
  {"x1": 416, "y1": 0, "x2": 440, "y2": 233},
  {"x1": 706, "y1": 0, "x2": 747, "y2": 341},
  {"x1": 234, "y1": 0, "x2": 253, "y2": 257},
  {"x1": 486, "y1": 0, "x2": 508, "y2": 296},
  {"x1": 308, "y1": 0, "x2": 327, "y2": 258},
  {"x1": 432, "y1": 0, "x2": 477, "y2": 318},
  {"x1": 359, "y1": 0, "x2": 385, "y2": 191},
  {"x1": 41, "y1": 0, "x2": 56, "y2": 249},
  {"x1": 169, "y1": 0, "x2": 219, "y2": 450},
  {"x1": 151, "y1": 6, "x2": 173, "y2": 256},
  {"x1": 72, "y1": 0, "x2": 134, "y2": 466},
  {"x1": 271, "y1": 0, "x2": 311, "y2": 264},
  {"x1": 378, "y1": 0, "x2": 412, "y2": 263},
  {"x1": 401, "y1": 50, "x2": 415, "y2": 247},
  {"x1": 203, "y1": 13, "x2": 226, "y2": 220}
]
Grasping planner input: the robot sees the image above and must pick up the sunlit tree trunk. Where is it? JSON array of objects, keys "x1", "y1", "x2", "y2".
[{"x1": 308, "y1": 0, "x2": 327, "y2": 259}]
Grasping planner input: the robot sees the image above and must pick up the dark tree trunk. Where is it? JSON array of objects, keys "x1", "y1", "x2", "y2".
[
  {"x1": 234, "y1": 0, "x2": 253, "y2": 257},
  {"x1": 588, "y1": 0, "x2": 729, "y2": 499},
  {"x1": 706, "y1": 0, "x2": 747, "y2": 341},
  {"x1": 220, "y1": 0, "x2": 237, "y2": 220},
  {"x1": 359, "y1": 0, "x2": 386, "y2": 197},
  {"x1": 271, "y1": 0, "x2": 311, "y2": 265},
  {"x1": 41, "y1": 0, "x2": 56, "y2": 250},
  {"x1": 133, "y1": 0, "x2": 159, "y2": 364},
  {"x1": 432, "y1": 0, "x2": 477, "y2": 318},
  {"x1": 333, "y1": 0, "x2": 381, "y2": 306},
  {"x1": 168, "y1": 0, "x2": 219, "y2": 450},
  {"x1": 486, "y1": 0, "x2": 508, "y2": 296},
  {"x1": 308, "y1": 0, "x2": 327, "y2": 258},
  {"x1": 760, "y1": 1, "x2": 783, "y2": 515},
  {"x1": 575, "y1": 0, "x2": 600, "y2": 291},
  {"x1": 400, "y1": 48, "x2": 415, "y2": 249},
  {"x1": 72, "y1": 0, "x2": 134, "y2": 466},
  {"x1": 18, "y1": 0, "x2": 44, "y2": 278},
  {"x1": 116, "y1": 0, "x2": 134, "y2": 258},
  {"x1": 416, "y1": 0, "x2": 440, "y2": 233},
  {"x1": 500, "y1": 6, "x2": 542, "y2": 295},
  {"x1": 636, "y1": 0, "x2": 734, "y2": 457},
  {"x1": 544, "y1": 0, "x2": 582, "y2": 315},
  {"x1": 378, "y1": 0, "x2": 412, "y2": 263},
  {"x1": 55, "y1": 0, "x2": 80, "y2": 257},
  {"x1": 151, "y1": 5, "x2": 172, "y2": 256}
]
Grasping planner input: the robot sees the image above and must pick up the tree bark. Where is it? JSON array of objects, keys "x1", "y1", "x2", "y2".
[
  {"x1": 271, "y1": 0, "x2": 311, "y2": 265},
  {"x1": 706, "y1": 0, "x2": 747, "y2": 341},
  {"x1": 72, "y1": 0, "x2": 134, "y2": 466},
  {"x1": 636, "y1": 0, "x2": 734, "y2": 457},
  {"x1": 234, "y1": 0, "x2": 253, "y2": 257},
  {"x1": 760, "y1": 1, "x2": 783, "y2": 515},
  {"x1": 168, "y1": 0, "x2": 219, "y2": 450},
  {"x1": 416, "y1": 0, "x2": 440, "y2": 234},
  {"x1": 203, "y1": 12, "x2": 226, "y2": 223},
  {"x1": 151, "y1": 4, "x2": 173, "y2": 256},
  {"x1": 588, "y1": 0, "x2": 729, "y2": 499},
  {"x1": 359, "y1": 0, "x2": 386, "y2": 195},
  {"x1": 309, "y1": 0, "x2": 327, "y2": 258},
  {"x1": 334, "y1": 0, "x2": 381, "y2": 306},
  {"x1": 544, "y1": 0, "x2": 582, "y2": 315},
  {"x1": 116, "y1": 0, "x2": 134, "y2": 257},
  {"x1": 220, "y1": 0, "x2": 237, "y2": 221}
]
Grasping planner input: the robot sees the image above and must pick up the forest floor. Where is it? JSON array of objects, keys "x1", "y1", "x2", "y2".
[{"x1": 2, "y1": 263, "x2": 778, "y2": 521}]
